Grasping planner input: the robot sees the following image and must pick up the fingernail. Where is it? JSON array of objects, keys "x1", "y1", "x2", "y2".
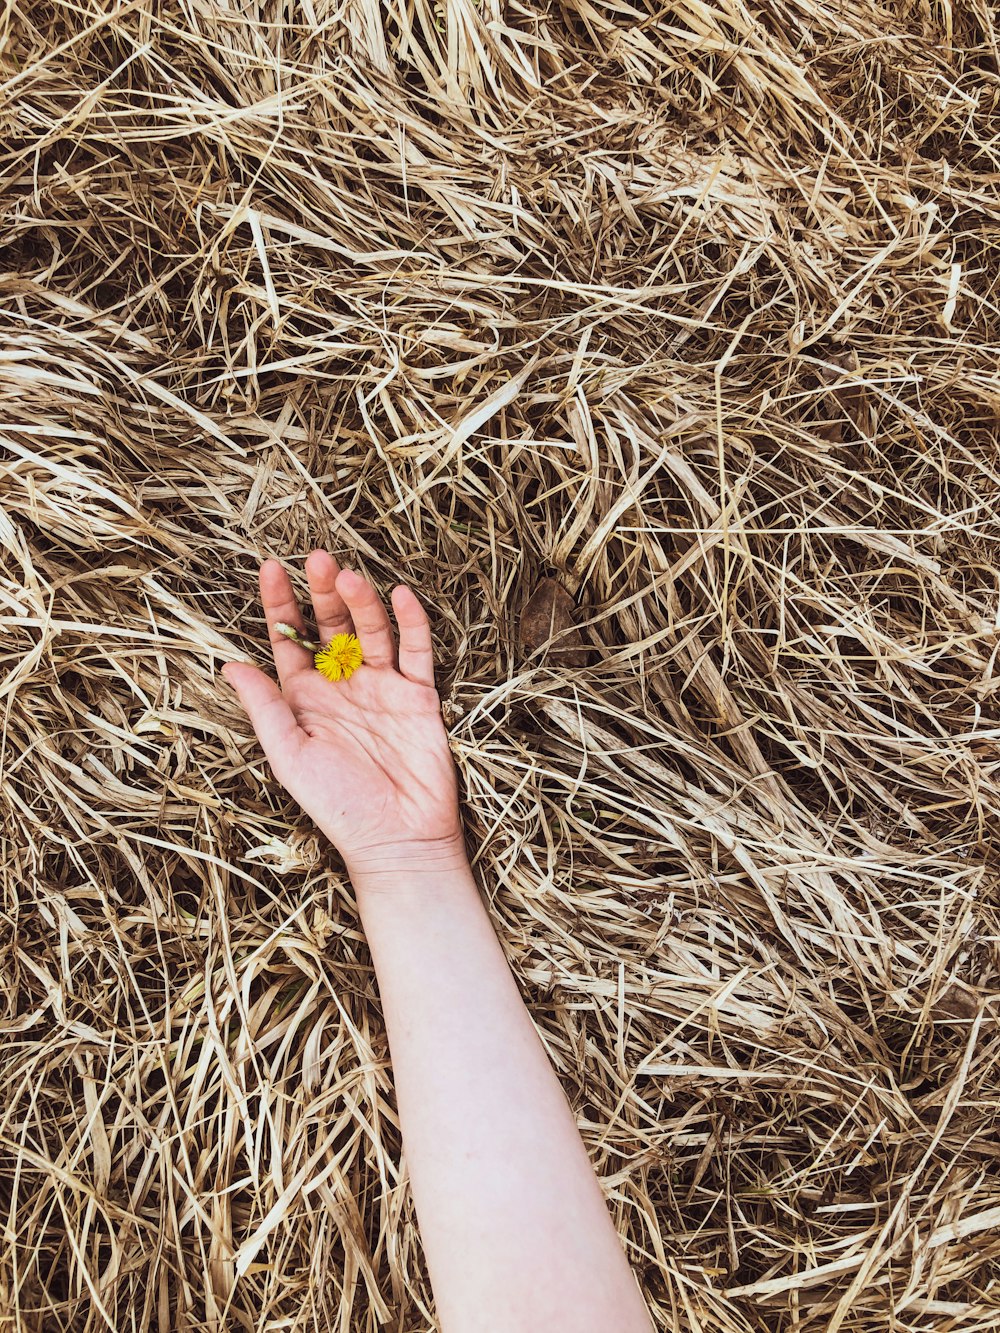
[{"x1": 338, "y1": 568, "x2": 362, "y2": 590}]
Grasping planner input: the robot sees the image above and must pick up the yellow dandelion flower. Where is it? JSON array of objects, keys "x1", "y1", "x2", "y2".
[{"x1": 314, "y1": 632, "x2": 363, "y2": 682}]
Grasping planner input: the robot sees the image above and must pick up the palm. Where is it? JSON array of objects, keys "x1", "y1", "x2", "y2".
[
  {"x1": 222, "y1": 552, "x2": 462, "y2": 868},
  {"x1": 279, "y1": 665, "x2": 459, "y2": 856}
]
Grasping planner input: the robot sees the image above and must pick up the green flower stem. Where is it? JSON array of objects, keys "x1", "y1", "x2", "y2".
[{"x1": 274, "y1": 622, "x2": 323, "y2": 653}]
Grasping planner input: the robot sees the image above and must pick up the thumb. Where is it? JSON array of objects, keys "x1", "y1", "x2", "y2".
[{"x1": 221, "y1": 662, "x2": 302, "y2": 775}]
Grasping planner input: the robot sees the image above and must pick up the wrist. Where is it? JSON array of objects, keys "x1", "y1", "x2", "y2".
[{"x1": 343, "y1": 833, "x2": 471, "y2": 894}]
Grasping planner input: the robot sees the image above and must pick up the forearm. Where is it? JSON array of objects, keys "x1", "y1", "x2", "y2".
[{"x1": 350, "y1": 852, "x2": 651, "y2": 1333}]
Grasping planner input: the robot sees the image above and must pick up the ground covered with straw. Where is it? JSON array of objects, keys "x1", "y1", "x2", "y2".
[{"x1": 2, "y1": 0, "x2": 1000, "y2": 1329}]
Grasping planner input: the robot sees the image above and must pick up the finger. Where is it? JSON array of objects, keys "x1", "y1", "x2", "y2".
[
  {"x1": 391, "y1": 584, "x2": 435, "y2": 688},
  {"x1": 259, "y1": 558, "x2": 315, "y2": 689},
  {"x1": 335, "y1": 568, "x2": 396, "y2": 669},
  {"x1": 305, "y1": 548, "x2": 354, "y2": 645},
  {"x1": 221, "y1": 662, "x2": 303, "y2": 780}
]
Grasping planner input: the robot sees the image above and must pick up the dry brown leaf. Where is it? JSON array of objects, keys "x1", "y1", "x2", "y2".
[{"x1": 519, "y1": 577, "x2": 589, "y2": 666}]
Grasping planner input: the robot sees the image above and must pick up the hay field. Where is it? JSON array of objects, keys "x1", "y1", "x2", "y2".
[{"x1": 2, "y1": 0, "x2": 1000, "y2": 1328}]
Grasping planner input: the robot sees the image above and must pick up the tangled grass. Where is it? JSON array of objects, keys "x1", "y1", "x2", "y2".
[{"x1": 2, "y1": 0, "x2": 1000, "y2": 1328}]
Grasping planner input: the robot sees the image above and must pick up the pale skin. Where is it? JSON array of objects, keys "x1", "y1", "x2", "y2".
[{"x1": 221, "y1": 550, "x2": 653, "y2": 1333}]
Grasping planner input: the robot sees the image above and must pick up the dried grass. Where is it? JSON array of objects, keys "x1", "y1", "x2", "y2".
[{"x1": 2, "y1": 0, "x2": 1000, "y2": 1328}]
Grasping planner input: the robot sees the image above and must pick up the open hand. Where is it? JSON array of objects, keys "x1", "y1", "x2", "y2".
[{"x1": 221, "y1": 552, "x2": 466, "y2": 879}]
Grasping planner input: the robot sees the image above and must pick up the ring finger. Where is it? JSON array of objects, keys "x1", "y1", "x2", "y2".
[{"x1": 334, "y1": 567, "x2": 397, "y2": 670}]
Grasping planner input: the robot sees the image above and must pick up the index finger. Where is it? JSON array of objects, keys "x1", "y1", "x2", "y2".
[{"x1": 259, "y1": 558, "x2": 316, "y2": 689}]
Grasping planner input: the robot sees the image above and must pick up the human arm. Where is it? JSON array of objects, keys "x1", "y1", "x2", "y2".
[
  {"x1": 349, "y1": 852, "x2": 651, "y2": 1331},
  {"x1": 221, "y1": 551, "x2": 652, "y2": 1332}
]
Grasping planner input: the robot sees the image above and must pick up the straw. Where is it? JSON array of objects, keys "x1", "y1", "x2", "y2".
[{"x1": 2, "y1": 0, "x2": 999, "y2": 1327}]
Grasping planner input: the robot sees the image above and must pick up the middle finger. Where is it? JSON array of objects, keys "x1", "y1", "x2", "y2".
[{"x1": 305, "y1": 548, "x2": 355, "y2": 645}]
